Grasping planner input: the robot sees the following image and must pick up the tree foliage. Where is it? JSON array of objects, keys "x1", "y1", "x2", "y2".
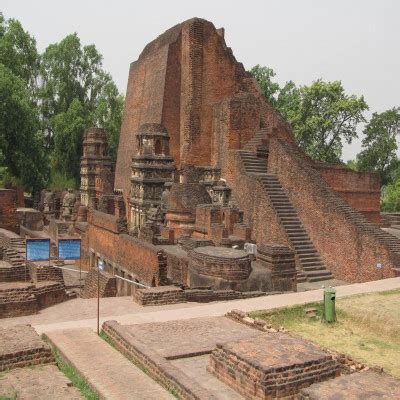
[
  {"x1": 39, "y1": 33, "x2": 122, "y2": 167},
  {"x1": 250, "y1": 65, "x2": 368, "y2": 163},
  {"x1": 291, "y1": 80, "x2": 368, "y2": 163},
  {"x1": 0, "y1": 15, "x2": 39, "y2": 89},
  {"x1": 0, "y1": 64, "x2": 48, "y2": 191},
  {"x1": 0, "y1": 15, "x2": 123, "y2": 192},
  {"x1": 357, "y1": 108, "x2": 400, "y2": 185}
]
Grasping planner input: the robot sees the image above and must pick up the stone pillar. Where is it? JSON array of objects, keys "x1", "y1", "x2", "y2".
[{"x1": 257, "y1": 244, "x2": 297, "y2": 292}]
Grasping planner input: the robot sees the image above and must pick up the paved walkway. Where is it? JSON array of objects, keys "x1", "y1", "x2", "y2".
[
  {"x1": 45, "y1": 328, "x2": 173, "y2": 400},
  {"x1": 2, "y1": 277, "x2": 399, "y2": 334}
]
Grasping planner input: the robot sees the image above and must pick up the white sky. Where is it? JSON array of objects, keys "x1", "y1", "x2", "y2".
[{"x1": 2, "y1": 0, "x2": 399, "y2": 161}]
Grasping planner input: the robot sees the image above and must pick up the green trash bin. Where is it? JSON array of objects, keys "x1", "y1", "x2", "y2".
[{"x1": 323, "y1": 287, "x2": 336, "y2": 322}]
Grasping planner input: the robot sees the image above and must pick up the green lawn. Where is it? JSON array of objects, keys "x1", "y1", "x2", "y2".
[{"x1": 250, "y1": 289, "x2": 400, "y2": 378}]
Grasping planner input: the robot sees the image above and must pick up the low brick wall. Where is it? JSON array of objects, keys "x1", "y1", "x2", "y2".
[
  {"x1": 102, "y1": 320, "x2": 214, "y2": 399},
  {"x1": 0, "y1": 263, "x2": 29, "y2": 282},
  {"x1": 33, "y1": 282, "x2": 68, "y2": 309},
  {"x1": 81, "y1": 268, "x2": 117, "y2": 298},
  {"x1": 184, "y1": 289, "x2": 266, "y2": 303},
  {"x1": 133, "y1": 286, "x2": 185, "y2": 306},
  {"x1": 0, "y1": 285, "x2": 38, "y2": 318},
  {"x1": 0, "y1": 325, "x2": 54, "y2": 372},
  {"x1": 133, "y1": 286, "x2": 269, "y2": 306}
]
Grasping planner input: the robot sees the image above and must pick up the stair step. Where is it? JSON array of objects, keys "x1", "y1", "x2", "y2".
[{"x1": 308, "y1": 275, "x2": 334, "y2": 282}]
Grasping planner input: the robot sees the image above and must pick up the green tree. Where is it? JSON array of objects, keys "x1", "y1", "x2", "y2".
[
  {"x1": 0, "y1": 15, "x2": 39, "y2": 89},
  {"x1": 291, "y1": 81, "x2": 368, "y2": 163},
  {"x1": 39, "y1": 33, "x2": 123, "y2": 179},
  {"x1": 52, "y1": 99, "x2": 90, "y2": 182},
  {"x1": 357, "y1": 108, "x2": 400, "y2": 185},
  {"x1": 250, "y1": 66, "x2": 368, "y2": 163},
  {"x1": 92, "y1": 80, "x2": 124, "y2": 160},
  {"x1": 0, "y1": 64, "x2": 48, "y2": 191}
]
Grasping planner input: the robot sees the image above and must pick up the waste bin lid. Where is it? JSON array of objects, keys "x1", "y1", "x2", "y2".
[{"x1": 324, "y1": 287, "x2": 336, "y2": 294}]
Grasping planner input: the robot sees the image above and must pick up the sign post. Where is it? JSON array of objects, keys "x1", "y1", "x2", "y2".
[
  {"x1": 26, "y1": 239, "x2": 51, "y2": 281},
  {"x1": 97, "y1": 259, "x2": 104, "y2": 335}
]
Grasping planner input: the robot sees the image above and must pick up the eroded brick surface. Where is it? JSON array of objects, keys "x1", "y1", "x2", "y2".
[{"x1": 0, "y1": 325, "x2": 54, "y2": 372}]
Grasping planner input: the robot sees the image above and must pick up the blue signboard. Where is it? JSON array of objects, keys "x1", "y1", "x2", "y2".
[
  {"x1": 26, "y1": 239, "x2": 50, "y2": 261},
  {"x1": 58, "y1": 239, "x2": 81, "y2": 260}
]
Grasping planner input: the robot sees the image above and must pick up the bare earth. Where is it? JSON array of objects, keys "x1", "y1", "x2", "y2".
[{"x1": 0, "y1": 365, "x2": 82, "y2": 399}]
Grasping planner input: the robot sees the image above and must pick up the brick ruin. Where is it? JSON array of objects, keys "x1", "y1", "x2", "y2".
[
  {"x1": 75, "y1": 17, "x2": 400, "y2": 301},
  {"x1": 0, "y1": 189, "x2": 71, "y2": 318}
]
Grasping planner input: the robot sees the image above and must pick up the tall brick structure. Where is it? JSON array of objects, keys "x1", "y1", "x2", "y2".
[
  {"x1": 82, "y1": 17, "x2": 400, "y2": 287},
  {"x1": 129, "y1": 123, "x2": 175, "y2": 229},
  {"x1": 80, "y1": 127, "x2": 115, "y2": 208}
]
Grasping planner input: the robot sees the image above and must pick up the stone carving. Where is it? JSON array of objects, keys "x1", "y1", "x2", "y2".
[
  {"x1": 61, "y1": 189, "x2": 77, "y2": 221},
  {"x1": 43, "y1": 191, "x2": 55, "y2": 213}
]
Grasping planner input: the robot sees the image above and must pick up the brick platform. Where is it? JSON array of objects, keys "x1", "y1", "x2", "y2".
[
  {"x1": 133, "y1": 285, "x2": 185, "y2": 306},
  {"x1": 0, "y1": 282, "x2": 38, "y2": 318},
  {"x1": 0, "y1": 281, "x2": 69, "y2": 318},
  {"x1": 0, "y1": 325, "x2": 54, "y2": 372},
  {"x1": 299, "y1": 370, "x2": 400, "y2": 399},
  {"x1": 208, "y1": 333, "x2": 341, "y2": 399}
]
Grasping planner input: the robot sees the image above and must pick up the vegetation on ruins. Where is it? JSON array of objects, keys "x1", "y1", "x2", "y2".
[
  {"x1": 251, "y1": 65, "x2": 400, "y2": 210},
  {"x1": 0, "y1": 15, "x2": 123, "y2": 193}
]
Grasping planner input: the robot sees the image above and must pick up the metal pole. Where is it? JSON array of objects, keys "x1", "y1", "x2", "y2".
[
  {"x1": 97, "y1": 265, "x2": 100, "y2": 335},
  {"x1": 79, "y1": 243, "x2": 82, "y2": 295}
]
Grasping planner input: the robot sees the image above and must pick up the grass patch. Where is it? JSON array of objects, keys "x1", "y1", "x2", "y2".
[
  {"x1": 99, "y1": 331, "x2": 179, "y2": 398},
  {"x1": 250, "y1": 289, "x2": 400, "y2": 378},
  {"x1": 0, "y1": 394, "x2": 16, "y2": 400},
  {"x1": 51, "y1": 346, "x2": 98, "y2": 400}
]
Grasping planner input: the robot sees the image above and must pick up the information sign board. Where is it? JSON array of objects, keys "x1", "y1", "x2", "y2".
[
  {"x1": 58, "y1": 239, "x2": 81, "y2": 260},
  {"x1": 26, "y1": 239, "x2": 50, "y2": 261}
]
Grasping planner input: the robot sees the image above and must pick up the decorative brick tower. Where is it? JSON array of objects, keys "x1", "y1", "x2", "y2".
[
  {"x1": 129, "y1": 124, "x2": 175, "y2": 229},
  {"x1": 80, "y1": 128, "x2": 114, "y2": 208}
]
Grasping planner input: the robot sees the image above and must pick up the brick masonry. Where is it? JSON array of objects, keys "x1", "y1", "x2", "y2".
[
  {"x1": 133, "y1": 285, "x2": 185, "y2": 306},
  {"x1": 267, "y1": 138, "x2": 399, "y2": 282},
  {"x1": 81, "y1": 210, "x2": 165, "y2": 287},
  {"x1": 208, "y1": 333, "x2": 341, "y2": 399},
  {"x1": 81, "y1": 268, "x2": 117, "y2": 298},
  {"x1": 0, "y1": 189, "x2": 18, "y2": 233},
  {"x1": 0, "y1": 325, "x2": 54, "y2": 372},
  {"x1": 133, "y1": 285, "x2": 266, "y2": 306}
]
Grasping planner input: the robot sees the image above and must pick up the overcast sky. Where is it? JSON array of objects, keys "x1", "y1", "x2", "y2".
[{"x1": 2, "y1": 0, "x2": 399, "y2": 161}]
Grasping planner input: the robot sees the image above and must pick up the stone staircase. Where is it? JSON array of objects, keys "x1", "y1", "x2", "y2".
[
  {"x1": 259, "y1": 174, "x2": 333, "y2": 283},
  {"x1": 238, "y1": 148, "x2": 333, "y2": 283},
  {"x1": 243, "y1": 127, "x2": 268, "y2": 153}
]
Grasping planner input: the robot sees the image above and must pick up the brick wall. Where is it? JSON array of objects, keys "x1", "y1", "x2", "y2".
[
  {"x1": 315, "y1": 163, "x2": 381, "y2": 224},
  {"x1": 102, "y1": 320, "x2": 215, "y2": 399},
  {"x1": 268, "y1": 138, "x2": 398, "y2": 282},
  {"x1": 81, "y1": 268, "x2": 117, "y2": 298},
  {"x1": 223, "y1": 150, "x2": 290, "y2": 247},
  {"x1": 82, "y1": 211, "x2": 164, "y2": 286},
  {"x1": 0, "y1": 189, "x2": 18, "y2": 233}
]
